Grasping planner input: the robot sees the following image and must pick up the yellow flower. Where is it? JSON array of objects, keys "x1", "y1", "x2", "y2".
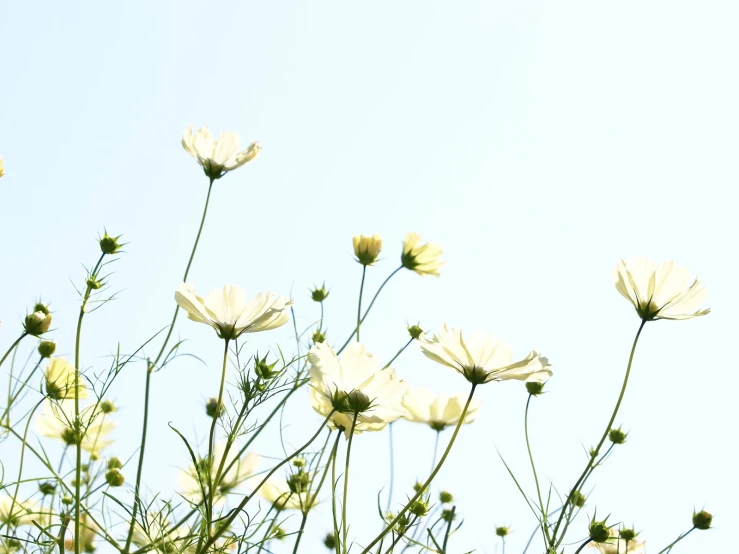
[
  {"x1": 35, "y1": 400, "x2": 114, "y2": 458},
  {"x1": 614, "y1": 256, "x2": 709, "y2": 321},
  {"x1": 178, "y1": 445, "x2": 260, "y2": 503},
  {"x1": 0, "y1": 496, "x2": 40, "y2": 527},
  {"x1": 353, "y1": 234, "x2": 383, "y2": 266},
  {"x1": 401, "y1": 233, "x2": 444, "y2": 276},
  {"x1": 308, "y1": 342, "x2": 408, "y2": 437},
  {"x1": 401, "y1": 387, "x2": 481, "y2": 431},
  {"x1": 418, "y1": 324, "x2": 551, "y2": 385},
  {"x1": 0, "y1": 156, "x2": 5, "y2": 178},
  {"x1": 182, "y1": 126, "x2": 260, "y2": 180},
  {"x1": 174, "y1": 284, "x2": 293, "y2": 340},
  {"x1": 44, "y1": 357, "x2": 87, "y2": 401}
]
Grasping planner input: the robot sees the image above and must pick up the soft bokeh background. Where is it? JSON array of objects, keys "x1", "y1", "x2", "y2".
[{"x1": 1, "y1": 1, "x2": 737, "y2": 552}]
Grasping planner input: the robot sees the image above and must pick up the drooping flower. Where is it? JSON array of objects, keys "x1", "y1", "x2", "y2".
[
  {"x1": 44, "y1": 357, "x2": 87, "y2": 401},
  {"x1": 182, "y1": 126, "x2": 261, "y2": 180},
  {"x1": 178, "y1": 445, "x2": 260, "y2": 503},
  {"x1": 35, "y1": 400, "x2": 114, "y2": 459},
  {"x1": 614, "y1": 257, "x2": 709, "y2": 321},
  {"x1": 353, "y1": 234, "x2": 383, "y2": 266},
  {"x1": 401, "y1": 233, "x2": 444, "y2": 276},
  {"x1": 174, "y1": 284, "x2": 293, "y2": 340},
  {"x1": 401, "y1": 388, "x2": 481, "y2": 431},
  {"x1": 253, "y1": 475, "x2": 318, "y2": 511},
  {"x1": 588, "y1": 528, "x2": 646, "y2": 554},
  {"x1": 308, "y1": 342, "x2": 408, "y2": 437},
  {"x1": 418, "y1": 324, "x2": 551, "y2": 385}
]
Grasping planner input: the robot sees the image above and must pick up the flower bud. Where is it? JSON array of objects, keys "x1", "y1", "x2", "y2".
[
  {"x1": 86, "y1": 277, "x2": 103, "y2": 290},
  {"x1": 608, "y1": 427, "x2": 628, "y2": 445},
  {"x1": 24, "y1": 309, "x2": 52, "y2": 337},
  {"x1": 105, "y1": 468, "x2": 125, "y2": 487},
  {"x1": 38, "y1": 340, "x2": 57, "y2": 358},
  {"x1": 100, "y1": 400, "x2": 116, "y2": 414},
  {"x1": 311, "y1": 284, "x2": 329, "y2": 302},
  {"x1": 62, "y1": 496, "x2": 73, "y2": 505},
  {"x1": 588, "y1": 517, "x2": 611, "y2": 543},
  {"x1": 619, "y1": 528, "x2": 638, "y2": 541},
  {"x1": 412, "y1": 481, "x2": 424, "y2": 493},
  {"x1": 271, "y1": 527, "x2": 286, "y2": 540},
  {"x1": 693, "y1": 510, "x2": 712, "y2": 530},
  {"x1": 312, "y1": 330, "x2": 327, "y2": 344},
  {"x1": 407, "y1": 324, "x2": 424, "y2": 340},
  {"x1": 206, "y1": 397, "x2": 224, "y2": 418},
  {"x1": 441, "y1": 509, "x2": 456, "y2": 522},
  {"x1": 353, "y1": 234, "x2": 382, "y2": 266},
  {"x1": 99, "y1": 232, "x2": 123, "y2": 255},
  {"x1": 439, "y1": 491, "x2": 453, "y2": 504},
  {"x1": 323, "y1": 533, "x2": 336, "y2": 549},
  {"x1": 293, "y1": 457, "x2": 306, "y2": 468},
  {"x1": 287, "y1": 471, "x2": 310, "y2": 494},
  {"x1": 495, "y1": 526, "x2": 509, "y2": 537},
  {"x1": 107, "y1": 457, "x2": 123, "y2": 470},
  {"x1": 570, "y1": 490, "x2": 586, "y2": 508},
  {"x1": 409, "y1": 498, "x2": 430, "y2": 517},
  {"x1": 254, "y1": 354, "x2": 279, "y2": 380},
  {"x1": 39, "y1": 481, "x2": 56, "y2": 496},
  {"x1": 525, "y1": 381, "x2": 545, "y2": 396}
]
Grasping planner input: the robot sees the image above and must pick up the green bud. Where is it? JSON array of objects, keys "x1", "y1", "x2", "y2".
[
  {"x1": 439, "y1": 491, "x2": 453, "y2": 504},
  {"x1": 495, "y1": 526, "x2": 509, "y2": 537},
  {"x1": 24, "y1": 309, "x2": 52, "y2": 336},
  {"x1": 409, "y1": 499, "x2": 430, "y2": 517},
  {"x1": 33, "y1": 303, "x2": 50, "y2": 315},
  {"x1": 332, "y1": 389, "x2": 372, "y2": 413},
  {"x1": 570, "y1": 490, "x2": 586, "y2": 508},
  {"x1": 312, "y1": 330, "x2": 326, "y2": 344},
  {"x1": 62, "y1": 496, "x2": 73, "y2": 505},
  {"x1": 38, "y1": 340, "x2": 57, "y2": 358},
  {"x1": 271, "y1": 527, "x2": 286, "y2": 540},
  {"x1": 441, "y1": 509, "x2": 456, "y2": 522},
  {"x1": 292, "y1": 457, "x2": 306, "y2": 468},
  {"x1": 86, "y1": 277, "x2": 103, "y2": 290},
  {"x1": 254, "y1": 353, "x2": 279, "y2": 380},
  {"x1": 39, "y1": 481, "x2": 56, "y2": 496},
  {"x1": 99, "y1": 232, "x2": 123, "y2": 255},
  {"x1": 588, "y1": 517, "x2": 612, "y2": 543},
  {"x1": 311, "y1": 284, "x2": 329, "y2": 302},
  {"x1": 287, "y1": 471, "x2": 310, "y2": 494},
  {"x1": 100, "y1": 400, "x2": 116, "y2": 414},
  {"x1": 323, "y1": 533, "x2": 336, "y2": 549},
  {"x1": 693, "y1": 510, "x2": 712, "y2": 530},
  {"x1": 105, "y1": 468, "x2": 125, "y2": 487},
  {"x1": 412, "y1": 482, "x2": 424, "y2": 493},
  {"x1": 206, "y1": 397, "x2": 224, "y2": 418},
  {"x1": 107, "y1": 457, "x2": 123, "y2": 470},
  {"x1": 525, "y1": 381, "x2": 545, "y2": 396},
  {"x1": 619, "y1": 528, "x2": 638, "y2": 541},
  {"x1": 407, "y1": 324, "x2": 424, "y2": 340},
  {"x1": 608, "y1": 427, "x2": 628, "y2": 445}
]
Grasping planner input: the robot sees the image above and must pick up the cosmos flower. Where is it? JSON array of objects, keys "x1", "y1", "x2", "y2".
[
  {"x1": 353, "y1": 234, "x2": 383, "y2": 266},
  {"x1": 44, "y1": 357, "x2": 87, "y2": 401},
  {"x1": 182, "y1": 126, "x2": 260, "y2": 180},
  {"x1": 253, "y1": 475, "x2": 318, "y2": 511},
  {"x1": 35, "y1": 400, "x2": 114, "y2": 458},
  {"x1": 401, "y1": 233, "x2": 444, "y2": 276},
  {"x1": 178, "y1": 445, "x2": 260, "y2": 503},
  {"x1": 401, "y1": 387, "x2": 481, "y2": 431}
]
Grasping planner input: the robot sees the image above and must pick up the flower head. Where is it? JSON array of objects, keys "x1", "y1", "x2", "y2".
[
  {"x1": 178, "y1": 445, "x2": 260, "y2": 503},
  {"x1": 0, "y1": 496, "x2": 39, "y2": 527},
  {"x1": 44, "y1": 357, "x2": 87, "y2": 401},
  {"x1": 99, "y1": 231, "x2": 124, "y2": 255},
  {"x1": 401, "y1": 387, "x2": 480, "y2": 431},
  {"x1": 308, "y1": 342, "x2": 408, "y2": 437},
  {"x1": 401, "y1": 233, "x2": 444, "y2": 276},
  {"x1": 253, "y1": 475, "x2": 318, "y2": 511},
  {"x1": 588, "y1": 528, "x2": 645, "y2": 553},
  {"x1": 353, "y1": 234, "x2": 383, "y2": 266},
  {"x1": 24, "y1": 307, "x2": 52, "y2": 337},
  {"x1": 614, "y1": 257, "x2": 709, "y2": 321},
  {"x1": 38, "y1": 340, "x2": 57, "y2": 358},
  {"x1": 175, "y1": 284, "x2": 293, "y2": 340},
  {"x1": 693, "y1": 509, "x2": 713, "y2": 530},
  {"x1": 182, "y1": 126, "x2": 261, "y2": 180},
  {"x1": 418, "y1": 325, "x2": 551, "y2": 385},
  {"x1": 35, "y1": 400, "x2": 114, "y2": 459}
]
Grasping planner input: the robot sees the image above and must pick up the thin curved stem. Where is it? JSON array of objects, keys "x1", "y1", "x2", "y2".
[
  {"x1": 385, "y1": 423, "x2": 395, "y2": 513},
  {"x1": 524, "y1": 394, "x2": 549, "y2": 544},
  {"x1": 205, "y1": 339, "x2": 230, "y2": 531},
  {"x1": 656, "y1": 527, "x2": 695, "y2": 554},
  {"x1": 572, "y1": 537, "x2": 593, "y2": 554},
  {"x1": 342, "y1": 412, "x2": 359, "y2": 553},
  {"x1": 2, "y1": 354, "x2": 42, "y2": 426},
  {"x1": 431, "y1": 431, "x2": 440, "y2": 474},
  {"x1": 0, "y1": 333, "x2": 26, "y2": 369},
  {"x1": 550, "y1": 319, "x2": 646, "y2": 549},
  {"x1": 361, "y1": 384, "x2": 477, "y2": 554},
  {"x1": 383, "y1": 338, "x2": 414, "y2": 370},
  {"x1": 356, "y1": 267, "x2": 367, "y2": 342}
]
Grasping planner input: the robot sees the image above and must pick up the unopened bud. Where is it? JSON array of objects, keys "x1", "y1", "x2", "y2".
[
  {"x1": 589, "y1": 517, "x2": 611, "y2": 543},
  {"x1": 206, "y1": 397, "x2": 224, "y2": 418},
  {"x1": 323, "y1": 533, "x2": 336, "y2": 549},
  {"x1": 105, "y1": 468, "x2": 125, "y2": 487},
  {"x1": 312, "y1": 330, "x2": 326, "y2": 344},
  {"x1": 100, "y1": 400, "x2": 116, "y2": 414},
  {"x1": 24, "y1": 309, "x2": 52, "y2": 336},
  {"x1": 439, "y1": 491, "x2": 453, "y2": 504},
  {"x1": 99, "y1": 232, "x2": 123, "y2": 255},
  {"x1": 495, "y1": 526, "x2": 509, "y2": 537},
  {"x1": 608, "y1": 427, "x2": 627, "y2": 445},
  {"x1": 407, "y1": 324, "x2": 424, "y2": 340},
  {"x1": 619, "y1": 528, "x2": 638, "y2": 541},
  {"x1": 311, "y1": 284, "x2": 329, "y2": 302},
  {"x1": 38, "y1": 340, "x2": 57, "y2": 358},
  {"x1": 107, "y1": 457, "x2": 123, "y2": 470},
  {"x1": 693, "y1": 510, "x2": 712, "y2": 530},
  {"x1": 525, "y1": 381, "x2": 545, "y2": 396},
  {"x1": 39, "y1": 481, "x2": 56, "y2": 496}
]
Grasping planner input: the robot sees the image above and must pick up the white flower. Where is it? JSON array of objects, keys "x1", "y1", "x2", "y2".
[
  {"x1": 182, "y1": 126, "x2": 260, "y2": 180},
  {"x1": 402, "y1": 388, "x2": 481, "y2": 431},
  {"x1": 353, "y1": 234, "x2": 383, "y2": 266},
  {"x1": 35, "y1": 400, "x2": 114, "y2": 458},
  {"x1": 0, "y1": 496, "x2": 39, "y2": 527},
  {"x1": 418, "y1": 324, "x2": 551, "y2": 385},
  {"x1": 178, "y1": 444, "x2": 259, "y2": 503},
  {"x1": 401, "y1": 233, "x2": 444, "y2": 276},
  {"x1": 308, "y1": 342, "x2": 408, "y2": 437},
  {"x1": 44, "y1": 357, "x2": 87, "y2": 401},
  {"x1": 253, "y1": 476, "x2": 317, "y2": 511},
  {"x1": 588, "y1": 529, "x2": 645, "y2": 553},
  {"x1": 614, "y1": 256, "x2": 710, "y2": 321},
  {"x1": 174, "y1": 284, "x2": 293, "y2": 340}
]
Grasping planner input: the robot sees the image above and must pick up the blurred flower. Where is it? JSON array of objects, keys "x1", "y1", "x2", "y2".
[
  {"x1": 308, "y1": 342, "x2": 408, "y2": 437},
  {"x1": 401, "y1": 233, "x2": 444, "y2": 276},
  {"x1": 44, "y1": 357, "x2": 87, "y2": 401},
  {"x1": 64, "y1": 515, "x2": 99, "y2": 552},
  {"x1": 253, "y1": 476, "x2": 317, "y2": 511},
  {"x1": 35, "y1": 400, "x2": 114, "y2": 458},
  {"x1": 174, "y1": 284, "x2": 293, "y2": 340},
  {"x1": 418, "y1": 325, "x2": 551, "y2": 385},
  {"x1": 130, "y1": 511, "x2": 191, "y2": 553},
  {"x1": 105, "y1": 468, "x2": 125, "y2": 487},
  {"x1": 401, "y1": 387, "x2": 480, "y2": 431},
  {"x1": 588, "y1": 528, "x2": 645, "y2": 553},
  {"x1": 0, "y1": 496, "x2": 39, "y2": 527},
  {"x1": 178, "y1": 445, "x2": 260, "y2": 503},
  {"x1": 614, "y1": 257, "x2": 709, "y2": 321},
  {"x1": 182, "y1": 126, "x2": 260, "y2": 180},
  {"x1": 353, "y1": 234, "x2": 383, "y2": 266},
  {"x1": 0, "y1": 155, "x2": 4, "y2": 178}
]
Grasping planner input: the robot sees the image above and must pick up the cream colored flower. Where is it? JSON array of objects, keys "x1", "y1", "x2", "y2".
[
  {"x1": 44, "y1": 357, "x2": 87, "y2": 401},
  {"x1": 174, "y1": 284, "x2": 293, "y2": 340},
  {"x1": 0, "y1": 156, "x2": 4, "y2": 178},
  {"x1": 614, "y1": 256, "x2": 709, "y2": 321},
  {"x1": 402, "y1": 388, "x2": 481, "y2": 431},
  {"x1": 309, "y1": 342, "x2": 408, "y2": 437},
  {"x1": 253, "y1": 476, "x2": 318, "y2": 511},
  {"x1": 353, "y1": 234, "x2": 383, "y2": 266},
  {"x1": 178, "y1": 445, "x2": 260, "y2": 503},
  {"x1": 35, "y1": 400, "x2": 114, "y2": 458},
  {"x1": 418, "y1": 324, "x2": 551, "y2": 385},
  {"x1": 182, "y1": 126, "x2": 260, "y2": 180},
  {"x1": 401, "y1": 233, "x2": 444, "y2": 276},
  {"x1": 588, "y1": 529, "x2": 645, "y2": 554},
  {"x1": 0, "y1": 496, "x2": 39, "y2": 527}
]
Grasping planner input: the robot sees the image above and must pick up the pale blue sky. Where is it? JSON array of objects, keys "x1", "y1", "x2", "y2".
[{"x1": 1, "y1": 1, "x2": 737, "y2": 552}]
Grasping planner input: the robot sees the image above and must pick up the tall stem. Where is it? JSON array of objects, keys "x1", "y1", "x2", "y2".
[
  {"x1": 206, "y1": 339, "x2": 230, "y2": 530},
  {"x1": 342, "y1": 412, "x2": 359, "y2": 553},
  {"x1": 656, "y1": 527, "x2": 695, "y2": 554},
  {"x1": 431, "y1": 431, "x2": 440, "y2": 474},
  {"x1": 550, "y1": 320, "x2": 647, "y2": 549},
  {"x1": 361, "y1": 384, "x2": 477, "y2": 554},
  {"x1": 383, "y1": 338, "x2": 413, "y2": 370},
  {"x1": 0, "y1": 333, "x2": 26, "y2": 369},
  {"x1": 356, "y1": 267, "x2": 367, "y2": 342},
  {"x1": 524, "y1": 394, "x2": 549, "y2": 544}
]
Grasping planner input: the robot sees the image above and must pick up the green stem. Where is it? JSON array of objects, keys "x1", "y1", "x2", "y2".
[
  {"x1": 331, "y1": 431, "x2": 342, "y2": 554},
  {"x1": 342, "y1": 412, "x2": 360, "y2": 553},
  {"x1": 206, "y1": 339, "x2": 230, "y2": 531},
  {"x1": 1, "y1": 354, "x2": 42, "y2": 427},
  {"x1": 356, "y1": 267, "x2": 367, "y2": 342},
  {"x1": 383, "y1": 338, "x2": 413, "y2": 370},
  {"x1": 550, "y1": 319, "x2": 646, "y2": 549},
  {"x1": 656, "y1": 527, "x2": 695, "y2": 554},
  {"x1": 197, "y1": 410, "x2": 336, "y2": 553},
  {"x1": 0, "y1": 333, "x2": 26, "y2": 369},
  {"x1": 524, "y1": 394, "x2": 549, "y2": 544},
  {"x1": 572, "y1": 537, "x2": 592, "y2": 554},
  {"x1": 361, "y1": 384, "x2": 477, "y2": 554}
]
